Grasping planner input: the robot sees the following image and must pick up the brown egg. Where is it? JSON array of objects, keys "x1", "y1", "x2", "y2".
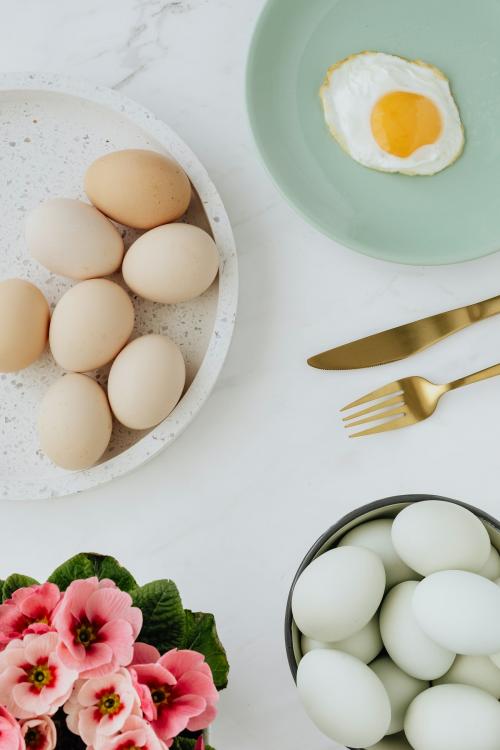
[
  {"x1": 84, "y1": 149, "x2": 192, "y2": 229},
  {"x1": 108, "y1": 334, "x2": 186, "y2": 430},
  {"x1": 38, "y1": 373, "x2": 112, "y2": 470},
  {"x1": 122, "y1": 223, "x2": 219, "y2": 304},
  {"x1": 0, "y1": 278, "x2": 50, "y2": 372},
  {"x1": 50, "y1": 279, "x2": 134, "y2": 372},
  {"x1": 26, "y1": 198, "x2": 124, "y2": 280}
]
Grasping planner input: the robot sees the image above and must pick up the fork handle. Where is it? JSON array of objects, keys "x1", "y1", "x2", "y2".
[
  {"x1": 475, "y1": 294, "x2": 500, "y2": 320},
  {"x1": 448, "y1": 362, "x2": 500, "y2": 391}
]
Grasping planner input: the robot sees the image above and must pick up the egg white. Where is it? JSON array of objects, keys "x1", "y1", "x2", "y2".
[{"x1": 320, "y1": 52, "x2": 464, "y2": 175}]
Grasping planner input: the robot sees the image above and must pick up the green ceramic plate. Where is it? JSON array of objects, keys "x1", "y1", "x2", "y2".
[{"x1": 247, "y1": 0, "x2": 500, "y2": 265}]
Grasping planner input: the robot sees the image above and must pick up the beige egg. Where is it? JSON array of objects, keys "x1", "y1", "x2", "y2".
[
  {"x1": 122, "y1": 223, "x2": 219, "y2": 304},
  {"x1": 84, "y1": 149, "x2": 192, "y2": 229},
  {"x1": 38, "y1": 373, "x2": 112, "y2": 470},
  {"x1": 50, "y1": 279, "x2": 134, "y2": 372},
  {"x1": 26, "y1": 198, "x2": 124, "y2": 280},
  {"x1": 108, "y1": 334, "x2": 185, "y2": 429},
  {"x1": 0, "y1": 279, "x2": 50, "y2": 372}
]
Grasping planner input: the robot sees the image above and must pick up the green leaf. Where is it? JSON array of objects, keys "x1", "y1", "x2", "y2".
[
  {"x1": 133, "y1": 580, "x2": 186, "y2": 652},
  {"x1": 171, "y1": 737, "x2": 214, "y2": 750},
  {"x1": 183, "y1": 610, "x2": 229, "y2": 690},
  {"x1": 47, "y1": 553, "x2": 95, "y2": 591},
  {"x1": 81, "y1": 553, "x2": 137, "y2": 592},
  {"x1": 2, "y1": 574, "x2": 39, "y2": 601},
  {"x1": 47, "y1": 553, "x2": 137, "y2": 593}
]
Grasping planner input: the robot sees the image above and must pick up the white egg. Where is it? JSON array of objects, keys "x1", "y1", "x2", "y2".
[
  {"x1": 291, "y1": 546, "x2": 386, "y2": 642},
  {"x1": 391, "y1": 500, "x2": 490, "y2": 576},
  {"x1": 320, "y1": 52, "x2": 464, "y2": 175},
  {"x1": 434, "y1": 655, "x2": 500, "y2": 699},
  {"x1": 297, "y1": 650, "x2": 391, "y2": 748},
  {"x1": 338, "y1": 519, "x2": 419, "y2": 588},
  {"x1": 490, "y1": 578, "x2": 500, "y2": 668},
  {"x1": 370, "y1": 656, "x2": 428, "y2": 735},
  {"x1": 478, "y1": 545, "x2": 500, "y2": 581},
  {"x1": 413, "y1": 571, "x2": 500, "y2": 656},
  {"x1": 367, "y1": 734, "x2": 413, "y2": 750},
  {"x1": 404, "y1": 684, "x2": 500, "y2": 750},
  {"x1": 379, "y1": 581, "x2": 455, "y2": 680},
  {"x1": 301, "y1": 614, "x2": 382, "y2": 664}
]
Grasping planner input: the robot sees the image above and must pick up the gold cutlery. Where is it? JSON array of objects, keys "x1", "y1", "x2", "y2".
[
  {"x1": 308, "y1": 294, "x2": 500, "y2": 370},
  {"x1": 341, "y1": 362, "x2": 500, "y2": 437}
]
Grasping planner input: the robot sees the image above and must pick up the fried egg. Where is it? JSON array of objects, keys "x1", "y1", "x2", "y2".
[{"x1": 320, "y1": 52, "x2": 464, "y2": 175}]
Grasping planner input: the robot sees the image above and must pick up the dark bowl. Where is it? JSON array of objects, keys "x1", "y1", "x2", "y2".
[{"x1": 284, "y1": 493, "x2": 500, "y2": 748}]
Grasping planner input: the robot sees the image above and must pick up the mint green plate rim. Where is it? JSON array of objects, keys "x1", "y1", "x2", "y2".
[{"x1": 246, "y1": 0, "x2": 500, "y2": 266}]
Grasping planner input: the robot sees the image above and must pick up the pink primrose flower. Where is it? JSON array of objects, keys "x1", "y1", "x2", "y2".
[
  {"x1": 20, "y1": 716, "x2": 57, "y2": 750},
  {"x1": 53, "y1": 578, "x2": 142, "y2": 678},
  {"x1": 94, "y1": 715, "x2": 167, "y2": 750},
  {"x1": 130, "y1": 650, "x2": 218, "y2": 744},
  {"x1": 0, "y1": 584, "x2": 61, "y2": 649},
  {"x1": 63, "y1": 668, "x2": 139, "y2": 747},
  {"x1": 0, "y1": 632, "x2": 77, "y2": 718},
  {"x1": 0, "y1": 706, "x2": 25, "y2": 750}
]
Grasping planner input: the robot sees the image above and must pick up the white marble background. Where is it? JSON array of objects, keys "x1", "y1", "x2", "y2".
[{"x1": 2, "y1": 1, "x2": 500, "y2": 748}]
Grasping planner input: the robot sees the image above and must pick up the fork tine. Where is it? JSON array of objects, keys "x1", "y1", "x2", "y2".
[
  {"x1": 340, "y1": 381, "x2": 403, "y2": 412},
  {"x1": 342, "y1": 395, "x2": 405, "y2": 422},
  {"x1": 349, "y1": 413, "x2": 414, "y2": 438},
  {"x1": 344, "y1": 405, "x2": 407, "y2": 430}
]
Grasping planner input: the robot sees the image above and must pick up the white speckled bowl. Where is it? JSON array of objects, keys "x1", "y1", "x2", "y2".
[{"x1": 0, "y1": 72, "x2": 238, "y2": 500}]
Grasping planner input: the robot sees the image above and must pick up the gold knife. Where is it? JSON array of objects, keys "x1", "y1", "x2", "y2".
[{"x1": 308, "y1": 294, "x2": 500, "y2": 370}]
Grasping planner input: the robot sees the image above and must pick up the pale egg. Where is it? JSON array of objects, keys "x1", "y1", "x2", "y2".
[
  {"x1": 478, "y1": 545, "x2": 500, "y2": 581},
  {"x1": 291, "y1": 546, "x2": 386, "y2": 642},
  {"x1": 404, "y1": 684, "x2": 500, "y2": 750},
  {"x1": 38, "y1": 373, "x2": 112, "y2": 470},
  {"x1": 107, "y1": 334, "x2": 185, "y2": 430},
  {"x1": 49, "y1": 279, "x2": 134, "y2": 372},
  {"x1": 297, "y1": 649, "x2": 391, "y2": 748},
  {"x1": 85, "y1": 149, "x2": 191, "y2": 229},
  {"x1": 339, "y1": 518, "x2": 419, "y2": 588},
  {"x1": 490, "y1": 578, "x2": 500, "y2": 668},
  {"x1": 391, "y1": 500, "x2": 490, "y2": 576},
  {"x1": 122, "y1": 223, "x2": 219, "y2": 304},
  {"x1": 370, "y1": 655, "x2": 428, "y2": 734},
  {"x1": 413, "y1": 571, "x2": 500, "y2": 655},
  {"x1": 0, "y1": 279, "x2": 50, "y2": 372},
  {"x1": 320, "y1": 52, "x2": 464, "y2": 175},
  {"x1": 379, "y1": 581, "x2": 455, "y2": 680},
  {"x1": 434, "y1": 655, "x2": 500, "y2": 699},
  {"x1": 301, "y1": 614, "x2": 382, "y2": 664},
  {"x1": 26, "y1": 198, "x2": 124, "y2": 280}
]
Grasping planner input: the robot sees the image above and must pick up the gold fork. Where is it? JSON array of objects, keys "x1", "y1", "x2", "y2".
[{"x1": 342, "y1": 362, "x2": 500, "y2": 437}]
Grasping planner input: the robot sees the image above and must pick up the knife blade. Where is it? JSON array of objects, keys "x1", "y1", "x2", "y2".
[{"x1": 308, "y1": 294, "x2": 500, "y2": 370}]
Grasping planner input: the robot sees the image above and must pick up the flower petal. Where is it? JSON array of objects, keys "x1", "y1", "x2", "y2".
[
  {"x1": 97, "y1": 620, "x2": 134, "y2": 666},
  {"x1": 154, "y1": 694, "x2": 206, "y2": 741},
  {"x1": 25, "y1": 631, "x2": 59, "y2": 665},
  {"x1": 159, "y1": 650, "x2": 205, "y2": 677},
  {"x1": 85, "y1": 588, "x2": 133, "y2": 627},
  {"x1": 132, "y1": 642, "x2": 161, "y2": 665},
  {"x1": 175, "y1": 672, "x2": 218, "y2": 702},
  {"x1": 187, "y1": 702, "x2": 218, "y2": 732}
]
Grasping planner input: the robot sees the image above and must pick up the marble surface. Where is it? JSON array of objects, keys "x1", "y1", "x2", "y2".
[{"x1": 2, "y1": 1, "x2": 500, "y2": 748}]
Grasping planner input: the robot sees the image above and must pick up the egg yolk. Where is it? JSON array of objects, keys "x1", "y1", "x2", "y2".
[{"x1": 371, "y1": 91, "x2": 442, "y2": 158}]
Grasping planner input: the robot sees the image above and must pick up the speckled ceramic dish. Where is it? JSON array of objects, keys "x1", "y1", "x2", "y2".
[
  {"x1": 0, "y1": 73, "x2": 238, "y2": 501},
  {"x1": 247, "y1": 0, "x2": 500, "y2": 265}
]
